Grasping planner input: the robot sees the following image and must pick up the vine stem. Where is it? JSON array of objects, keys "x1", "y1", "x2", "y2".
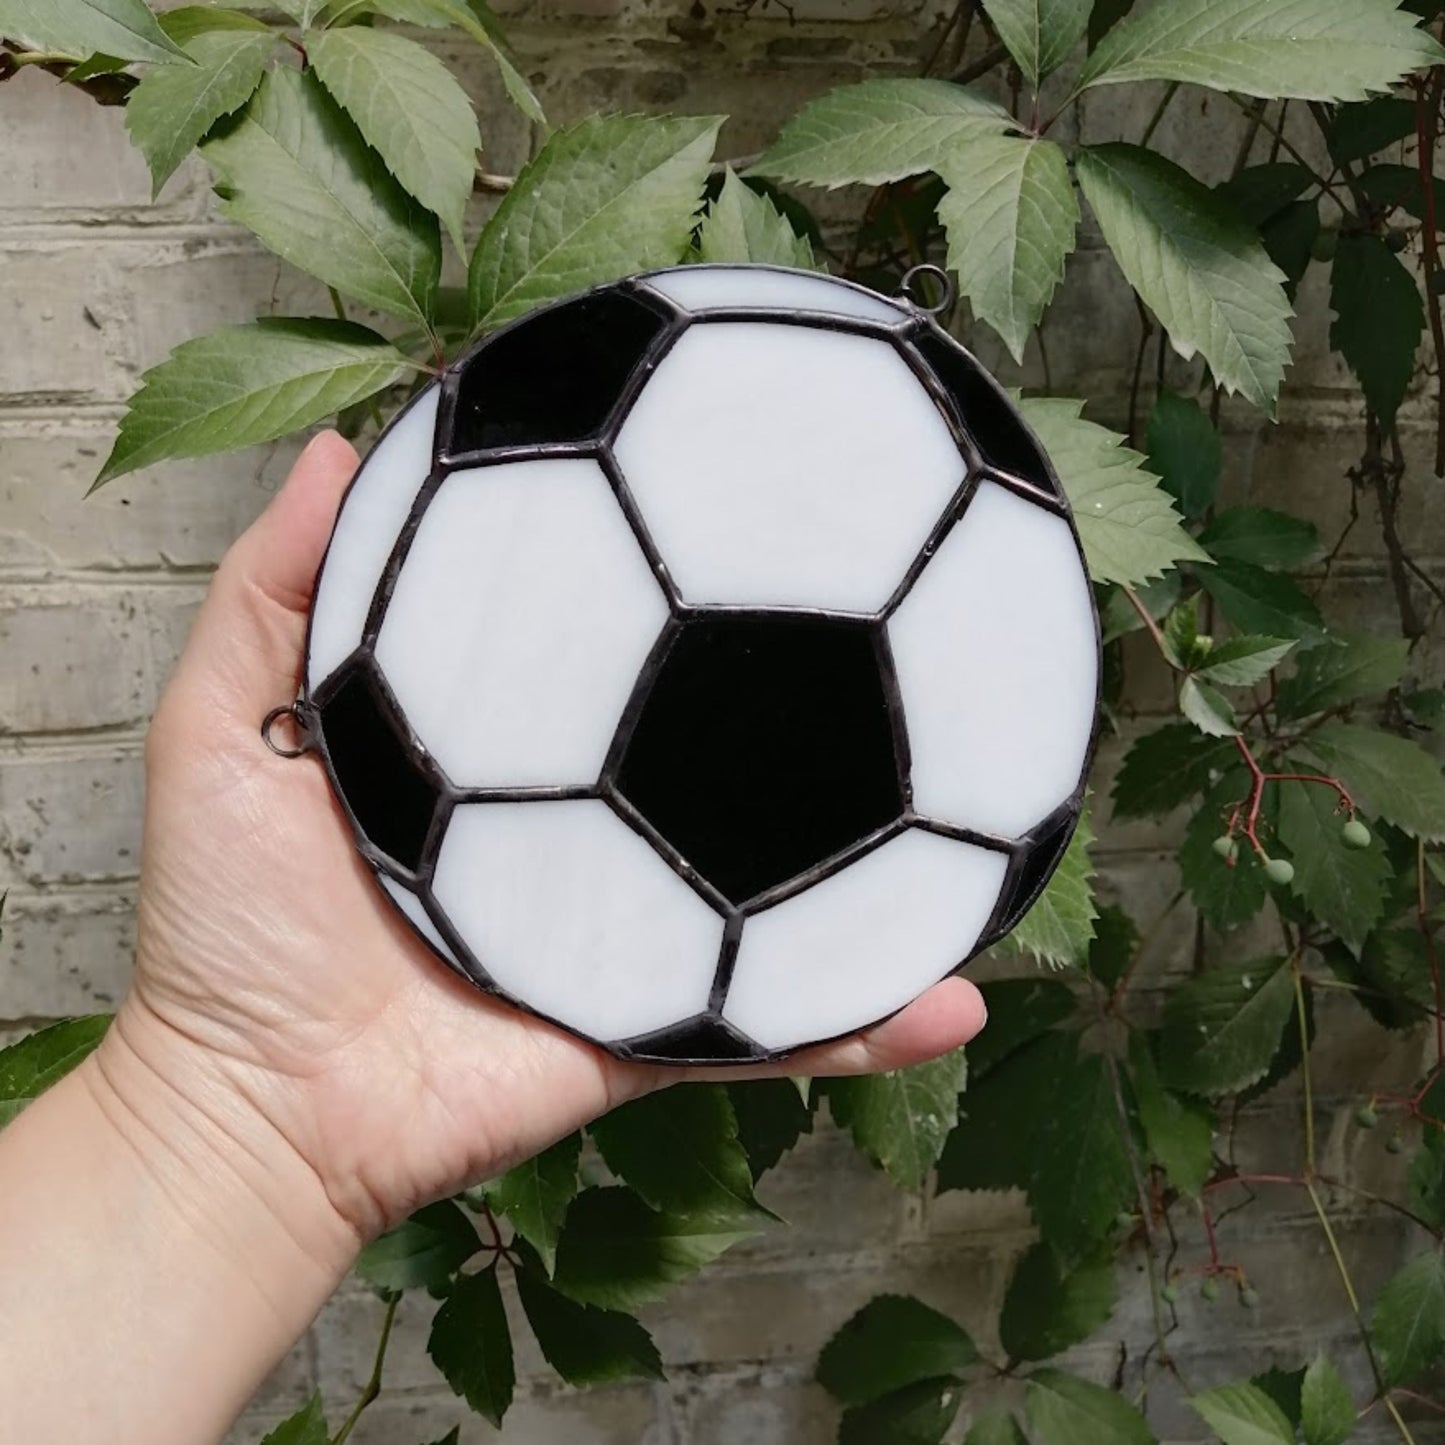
[
  {"x1": 1415, "y1": 74, "x2": 1445, "y2": 476},
  {"x1": 330, "y1": 1293, "x2": 399, "y2": 1445}
]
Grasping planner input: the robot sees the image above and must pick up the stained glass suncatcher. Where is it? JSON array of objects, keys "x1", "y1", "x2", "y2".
[{"x1": 300, "y1": 263, "x2": 1101, "y2": 1064}]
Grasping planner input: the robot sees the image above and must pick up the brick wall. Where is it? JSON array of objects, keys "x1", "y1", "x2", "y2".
[{"x1": 3, "y1": 4, "x2": 1442, "y2": 1441}]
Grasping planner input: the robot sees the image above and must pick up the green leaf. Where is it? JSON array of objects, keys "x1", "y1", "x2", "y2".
[
  {"x1": 1018, "y1": 396, "x2": 1208, "y2": 585},
  {"x1": 727, "y1": 1078, "x2": 814, "y2": 1181},
  {"x1": 1181, "y1": 772, "x2": 1270, "y2": 930},
  {"x1": 0, "y1": 1015, "x2": 110, "y2": 1128},
  {"x1": 999, "y1": 1242, "x2": 1117, "y2": 1361},
  {"x1": 968, "y1": 976, "x2": 1077, "y2": 1079},
  {"x1": 1158, "y1": 957, "x2": 1294, "y2": 1097},
  {"x1": 1026, "y1": 1368, "x2": 1157, "y2": 1445},
  {"x1": 97, "y1": 318, "x2": 410, "y2": 486},
  {"x1": 1189, "y1": 1382, "x2": 1296, "y2": 1445},
  {"x1": 1358, "y1": 161, "x2": 1445, "y2": 223},
  {"x1": 936, "y1": 1032, "x2": 1061, "y2": 1194},
  {"x1": 0, "y1": 0, "x2": 189, "y2": 63},
  {"x1": 1112, "y1": 724, "x2": 1236, "y2": 818},
  {"x1": 1251, "y1": 1367, "x2": 1306, "y2": 1428},
  {"x1": 125, "y1": 30, "x2": 273, "y2": 196},
  {"x1": 937, "y1": 135, "x2": 1079, "y2": 363},
  {"x1": 1087, "y1": 905, "x2": 1139, "y2": 990},
  {"x1": 1146, "y1": 389, "x2": 1220, "y2": 519},
  {"x1": 1076, "y1": 144, "x2": 1293, "y2": 411},
  {"x1": 420, "y1": 1433, "x2": 461, "y2": 1445},
  {"x1": 469, "y1": 114, "x2": 720, "y2": 329},
  {"x1": 1301, "y1": 1354, "x2": 1355, "y2": 1445},
  {"x1": 1196, "y1": 560, "x2": 1325, "y2": 645},
  {"x1": 1076, "y1": 0, "x2": 1445, "y2": 101},
  {"x1": 482, "y1": 1132, "x2": 580, "y2": 1276},
  {"x1": 981, "y1": 0, "x2": 1092, "y2": 88},
  {"x1": 1277, "y1": 778, "x2": 1390, "y2": 947},
  {"x1": 1000, "y1": 807, "x2": 1098, "y2": 967},
  {"x1": 1330, "y1": 96, "x2": 1419, "y2": 163},
  {"x1": 590, "y1": 1084, "x2": 769, "y2": 1218},
  {"x1": 307, "y1": 28, "x2": 479, "y2": 252},
  {"x1": 817, "y1": 1294, "x2": 977, "y2": 1407},
  {"x1": 1028, "y1": 1044, "x2": 1136, "y2": 1262},
  {"x1": 751, "y1": 78, "x2": 1014, "y2": 188},
  {"x1": 1327, "y1": 928, "x2": 1435, "y2": 1030},
  {"x1": 1411, "y1": 1130, "x2": 1445, "y2": 1230},
  {"x1": 697, "y1": 168, "x2": 816, "y2": 267},
  {"x1": 1216, "y1": 164, "x2": 1314, "y2": 226},
  {"x1": 551, "y1": 1188, "x2": 760, "y2": 1311},
  {"x1": 1373, "y1": 1249, "x2": 1445, "y2": 1385},
  {"x1": 1330, "y1": 233, "x2": 1424, "y2": 428},
  {"x1": 514, "y1": 1243, "x2": 663, "y2": 1387},
  {"x1": 1130, "y1": 1032, "x2": 1214, "y2": 1196},
  {"x1": 839, "y1": 1378, "x2": 965, "y2": 1445},
  {"x1": 966, "y1": 1409, "x2": 1031, "y2": 1445},
  {"x1": 158, "y1": 5, "x2": 272, "y2": 42},
  {"x1": 1181, "y1": 676, "x2": 1241, "y2": 737},
  {"x1": 427, "y1": 1267, "x2": 514, "y2": 1426},
  {"x1": 355, "y1": 1200, "x2": 479, "y2": 1293},
  {"x1": 202, "y1": 68, "x2": 440, "y2": 323},
  {"x1": 1197, "y1": 507, "x2": 1320, "y2": 569},
  {"x1": 1090, "y1": 0, "x2": 1139, "y2": 45},
  {"x1": 257, "y1": 1394, "x2": 328, "y2": 1445},
  {"x1": 1262, "y1": 199, "x2": 1322, "y2": 302},
  {"x1": 827, "y1": 1047, "x2": 967, "y2": 1190},
  {"x1": 1196, "y1": 637, "x2": 1298, "y2": 688},
  {"x1": 1306, "y1": 724, "x2": 1445, "y2": 841}
]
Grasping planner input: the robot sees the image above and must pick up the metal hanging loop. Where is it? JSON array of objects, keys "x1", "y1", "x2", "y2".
[
  {"x1": 896, "y1": 263, "x2": 955, "y2": 316},
  {"x1": 261, "y1": 701, "x2": 317, "y2": 759}
]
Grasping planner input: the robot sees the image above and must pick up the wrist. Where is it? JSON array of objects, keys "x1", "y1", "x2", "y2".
[{"x1": 84, "y1": 999, "x2": 363, "y2": 1303}]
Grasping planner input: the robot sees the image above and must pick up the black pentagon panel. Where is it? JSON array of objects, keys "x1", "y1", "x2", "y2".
[
  {"x1": 614, "y1": 613, "x2": 906, "y2": 907},
  {"x1": 912, "y1": 329, "x2": 1059, "y2": 496},
  {"x1": 317, "y1": 664, "x2": 443, "y2": 875},
  {"x1": 616, "y1": 1013, "x2": 764, "y2": 1064},
  {"x1": 986, "y1": 808, "x2": 1078, "y2": 943},
  {"x1": 447, "y1": 290, "x2": 671, "y2": 455}
]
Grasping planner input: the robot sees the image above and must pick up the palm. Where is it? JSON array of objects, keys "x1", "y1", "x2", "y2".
[{"x1": 120, "y1": 434, "x2": 984, "y2": 1237}]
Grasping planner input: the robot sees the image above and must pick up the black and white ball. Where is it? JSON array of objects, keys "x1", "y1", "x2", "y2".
[{"x1": 303, "y1": 264, "x2": 1100, "y2": 1064}]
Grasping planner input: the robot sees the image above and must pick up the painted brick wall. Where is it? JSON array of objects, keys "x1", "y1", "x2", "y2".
[{"x1": 3, "y1": 4, "x2": 1443, "y2": 1441}]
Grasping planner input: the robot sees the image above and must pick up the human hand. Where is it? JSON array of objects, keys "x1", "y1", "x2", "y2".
[{"x1": 95, "y1": 430, "x2": 988, "y2": 1260}]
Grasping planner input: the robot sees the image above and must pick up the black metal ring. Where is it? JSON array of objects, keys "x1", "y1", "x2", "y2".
[
  {"x1": 896, "y1": 263, "x2": 955, "y2": 316},
  {"x1": 261, "y1": 702, "x2": 314, "y2": 759}
]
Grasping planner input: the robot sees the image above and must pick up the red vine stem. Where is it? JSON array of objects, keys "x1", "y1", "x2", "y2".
[{"x1": 1224, "y1": 735, "x2": 1355, "y2": 860}]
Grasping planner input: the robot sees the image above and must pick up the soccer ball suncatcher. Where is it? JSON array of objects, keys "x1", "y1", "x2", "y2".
[{"x1": 299, "y1": 264, "x2": 1100, "y2": 1065}]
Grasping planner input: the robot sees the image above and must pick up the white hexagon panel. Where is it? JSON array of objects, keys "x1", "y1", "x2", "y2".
[
  {"x1": 613, "y1": 320, "x2": 965, "y2": 614},
  {"x1": 373, "y1": 456, "x2": 670, "y2": 789}
]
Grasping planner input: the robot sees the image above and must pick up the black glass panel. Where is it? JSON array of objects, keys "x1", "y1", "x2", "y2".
[
  {"x1": 449, "y1": 290, "x2": 669, "y2": 453},
  {"x1": 914, "y1": 331, "x2": 1057, "y2": 494},
  {"x1": 319, "y1": 665, "x2": 441, "y2": 873},
  {"x1": 994, "y1": 816, "x2": 1074, "y2": 935},
  {"x1": 622, "y1": 1015, "x2": 760, "y2": 1063},
  {"x1": 615, "y1": 613, "x2": 905, "y2": 905}
]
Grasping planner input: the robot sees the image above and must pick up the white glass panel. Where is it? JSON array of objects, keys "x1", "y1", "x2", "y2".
[
  {"x1": 432, "y1": 800, "x2": 724, "y2": 1041},
  {"x1": 374, "y1": 458, "x2": 670, "y2": 788},
  {"x1": 614, "y1": 324, "x2": 963, "y2": 613},
  {"x1": 723, "y1": 829, "x2": 1007, "y2": 1051},
  {"x1": 644, "y1": 266, "x2": 907, "y2": 325},
  {"x1": 379, "y1": 874, "x2": 460, "y2": 969},
  {"x1": 307, "y1": 388, "x2": 441, "y2": 690},
  {"x1": 888, "y1": 482, "x2": 1097, "y2": 839}
]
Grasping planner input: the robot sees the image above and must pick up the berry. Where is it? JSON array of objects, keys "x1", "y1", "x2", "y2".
[
  {"x1": 1342, "y1": 819, "x2": 1372, "y2": 850},
  {"x1": 1201, "y1": 1277, "x2": 1220, "y2": 1302},
  {"x1": 1239, "y1": 1286, "x2": 1261, "y2": 1310},
  {"x1": 1115, "y1": 1211, "x2": 1135, "y2": 1230},
  {"x1": 1388, "y1": 1133, "x2": 1406, "y2": 1155},
  {"x1": 1264, "y1": 857, "x2": 1295, "y2": 886},
  {"x1": 1355, "y1": 1103, "x2": 1379, "y2": 1129},
  {"x1": 1212, "y1": 835, "x2": 1237, "y2": 860},
  {"x1": 1312, "y1": 228, "x2": 1338, "y2": 262},
  {"x1": 1161, "y1": 1283, "x2": 1180, "y2": 1304}
]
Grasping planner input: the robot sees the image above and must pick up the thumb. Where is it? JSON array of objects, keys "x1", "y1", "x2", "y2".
[{"x1": 173, "y1": 431, "x2": 359, "y2": 720}]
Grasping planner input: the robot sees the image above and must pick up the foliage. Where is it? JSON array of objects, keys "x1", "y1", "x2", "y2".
[{"x1": 6, "y1": 0, "x2": 1445, "y2": 1440}]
